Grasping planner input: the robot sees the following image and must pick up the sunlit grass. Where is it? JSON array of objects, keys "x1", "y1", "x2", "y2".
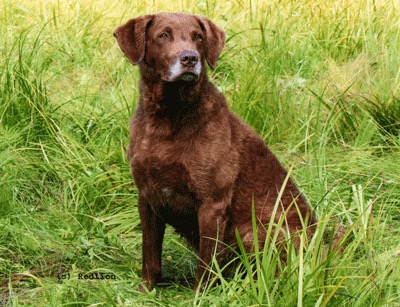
[{"x1": 1, "y1": 0, "x2": 399, "y2": 305}]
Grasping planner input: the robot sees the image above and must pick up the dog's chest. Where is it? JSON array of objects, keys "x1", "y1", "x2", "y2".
[{"x1": 131, "y1": 139, "x2": 200, "y2": 213}]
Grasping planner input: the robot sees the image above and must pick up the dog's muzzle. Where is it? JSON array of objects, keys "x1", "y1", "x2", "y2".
[{"x1": 167, "y1": 50, "x2": 202, "y2": 82}]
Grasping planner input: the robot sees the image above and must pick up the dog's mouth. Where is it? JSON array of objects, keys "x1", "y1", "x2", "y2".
[
  {"x1": 164, "y1": 59, "x2": 201, "y2": 83},
  {"x1": 162, "y1": 71, "x2": 199, "y2": 83},
  {"x1": 177, "y1": 72, "x2": 198, "y2": 82}
]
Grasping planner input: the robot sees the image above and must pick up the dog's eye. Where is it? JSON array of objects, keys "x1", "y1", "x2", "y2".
[
  {"x1": 195, "y1": 33, "x2": 203, "y2": 41},
  {"x1": 158, "y1": 33, "x2": 168, "y2": 39}
]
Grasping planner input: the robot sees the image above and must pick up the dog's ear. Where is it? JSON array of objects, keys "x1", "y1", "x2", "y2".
[
  {"x1": 196, "y1": 16, "x2": 226, "y2": 69},
  {"x1": 114, "y1": 15, "x2": 154, "y2": 65}
]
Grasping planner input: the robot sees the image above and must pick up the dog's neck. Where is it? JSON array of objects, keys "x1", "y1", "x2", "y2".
[{"x1": 138, "y1": 68, "x2": 210, "y2": 118}]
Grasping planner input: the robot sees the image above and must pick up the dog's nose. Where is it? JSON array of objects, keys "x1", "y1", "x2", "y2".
[{"x1": 180, "y1": 50, "x2": 199, "y2": 67}]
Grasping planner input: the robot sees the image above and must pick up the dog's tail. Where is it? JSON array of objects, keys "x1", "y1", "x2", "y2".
[
  {"x1": 323, "y1": 224, "x2": 346, "y2": 259},
  {"x1": 331, "y1": 224, "x2": 346, "y2": 254}
]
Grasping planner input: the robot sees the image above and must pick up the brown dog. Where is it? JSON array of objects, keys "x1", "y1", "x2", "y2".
[{"x1": 114, "y1": 12, "x2": 316, "y2": 292}]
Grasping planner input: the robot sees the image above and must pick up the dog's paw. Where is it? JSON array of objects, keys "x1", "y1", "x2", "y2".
[{"x1": 137, "y1": 281, "x2": 154, "y2": 293}]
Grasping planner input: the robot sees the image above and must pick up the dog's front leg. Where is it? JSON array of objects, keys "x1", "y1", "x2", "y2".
[
  {"x1": 137, "y1": 195, "x2": 166, "y2": 292},
  {"x1": 194, "y1": 202, "x2": 227, "y2": 292}
]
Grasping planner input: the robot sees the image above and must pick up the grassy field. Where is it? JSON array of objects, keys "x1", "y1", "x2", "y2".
[{"x1": 1, "y1": 0, "x2": 399, "y2": 305}]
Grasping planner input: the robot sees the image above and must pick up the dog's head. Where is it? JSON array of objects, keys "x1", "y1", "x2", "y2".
[{"x1": 114, "y1": 12, "x2": 225, "y2": 82}]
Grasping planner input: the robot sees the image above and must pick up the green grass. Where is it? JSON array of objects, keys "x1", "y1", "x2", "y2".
[{"x1": 1, "y1": 0, "x2": 399, "y2": 305}]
